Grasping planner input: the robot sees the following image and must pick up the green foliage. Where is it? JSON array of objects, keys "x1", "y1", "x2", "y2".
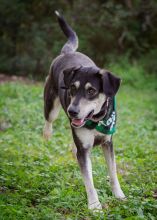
[
  {"x1": 0, "y1": 0, "x2": 157, "y2": 77},
  {"x1": 0, "y1": 62, "x2": 157, "y2": 219},
  {"x1": 108, "y1": 54, "x2": 157, "y2": 89},
  {"x1": 139, "y1": 49, "x2": 157, "y2": 74}
]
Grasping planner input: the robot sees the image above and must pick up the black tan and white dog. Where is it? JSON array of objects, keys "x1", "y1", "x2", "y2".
[{"x1": 43, "y1": 11, "x2": 125, "y2": 211}]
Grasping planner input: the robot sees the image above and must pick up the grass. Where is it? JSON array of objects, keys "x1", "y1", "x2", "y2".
[{"x1": 0, "y1": 65, "x2": 157, "y2": 219}]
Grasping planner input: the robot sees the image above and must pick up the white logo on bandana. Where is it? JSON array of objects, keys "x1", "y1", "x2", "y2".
[{"x1": 98, "y1": 111, "x2": 116, "y2": 131}]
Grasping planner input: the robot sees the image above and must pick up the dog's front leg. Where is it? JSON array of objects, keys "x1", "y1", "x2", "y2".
[
  {"x1": 102, "y1": 138, "x2": 125, "y2": 199},
  {"x1": 73, "y1": 128, "x2": 102, "y2": 211}
]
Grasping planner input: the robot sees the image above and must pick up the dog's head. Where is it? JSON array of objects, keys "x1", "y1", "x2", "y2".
[{"x1": 63, "y1": 66, "x2": 121, "y2": 128}]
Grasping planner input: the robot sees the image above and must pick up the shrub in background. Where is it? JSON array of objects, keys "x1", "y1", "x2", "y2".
[{"x1": 0, "y1": 0, "x2": 157, "y2": 79}]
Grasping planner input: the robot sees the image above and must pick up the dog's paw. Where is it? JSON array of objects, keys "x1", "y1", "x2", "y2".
[
  {"x1": 43, "y1": 131, "x2": 52, "y2": 140},
  {"x1": 88, "y1": 201, "x2": 102, "y2": 212},
  {"x1": 43, "y1": 124, "x2": 52, "y2": 140},
  {"x1": 114, "y1": 189, "x2": 126, "y2": 200},
  {"x1": 43, "y1": 129, "x2": 52, "y2": 140}
]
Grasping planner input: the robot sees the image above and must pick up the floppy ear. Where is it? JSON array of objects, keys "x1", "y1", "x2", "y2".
[
  {"x1": 63, "y1": 66, "x2": 81, "y2": 87},
  {"x1": 99, "y1": 70, "x2": 121, "y2": 97}
]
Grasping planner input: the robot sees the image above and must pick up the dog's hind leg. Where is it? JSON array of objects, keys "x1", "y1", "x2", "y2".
[
  {"x1": 73, "y1": 128, "x2": 102, "y2": 211},
  {"x1": 101, "y1": 137, "x2": 125, "y2": 199},
  {"x1": 43, "y1": 77, "x2": 61, "y2": 140}
]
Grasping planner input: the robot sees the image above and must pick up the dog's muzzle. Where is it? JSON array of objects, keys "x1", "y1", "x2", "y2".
[
  {"x1": 68, "y1": 106, "x2": 80, "y2": 118},
  {"x1": 69, "y1": 110, "x2": 94, "y2": 128}
]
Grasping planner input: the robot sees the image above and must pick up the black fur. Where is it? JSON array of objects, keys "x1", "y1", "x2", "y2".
[
  {"x1": 43, "y1": 12, "x2": 125, "y2": 209},
  {"x1": 55, "y1": 11, "x2": 78, "y2": 54},
  {"x1": 100, "y1": 71, "x2": 121, "y2": 97}
]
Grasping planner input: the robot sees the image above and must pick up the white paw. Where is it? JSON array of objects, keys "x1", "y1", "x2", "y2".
[
  {"x1": 43, "y1": 124, "x2": 52, "y2": 140},
  {"x1": 43, "y1": 129, "x2": 52, "y2": 140},
  {"x1": 113, "y1": 188, "x2": 126, "y2": 199},
  {"x1": 88, "y1": 201, "x2": 102, "y2": 212}
]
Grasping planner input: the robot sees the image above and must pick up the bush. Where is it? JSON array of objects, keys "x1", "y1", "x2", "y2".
[{"x1": 0, "y1": 0, "x2": 157, "y2": 78}]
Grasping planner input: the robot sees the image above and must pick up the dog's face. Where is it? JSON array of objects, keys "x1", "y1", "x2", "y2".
[{"x1": 63, "y1": 66, "x2": 121, "y2": 128}]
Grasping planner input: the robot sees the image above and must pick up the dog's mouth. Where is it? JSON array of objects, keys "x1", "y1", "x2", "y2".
[
  {"x1": 71, "y1": 99, "x2": 109, "y2": 128},
  {"x1": 71, "y1": 110, "x2": 94, "y2": 128}
]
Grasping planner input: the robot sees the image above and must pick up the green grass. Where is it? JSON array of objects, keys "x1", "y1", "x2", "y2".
[{"x1": 0, "y1": 69, "x2": 157, "y2": 219}]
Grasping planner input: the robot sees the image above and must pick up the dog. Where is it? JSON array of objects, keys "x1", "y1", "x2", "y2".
[{"x1": 43, "y1": 11, "x2": 125, "y2": 211}]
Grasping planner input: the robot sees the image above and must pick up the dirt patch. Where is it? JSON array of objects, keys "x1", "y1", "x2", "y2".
[{"x1": 0, "y1": 73, "x2": 36, "y2": 84}]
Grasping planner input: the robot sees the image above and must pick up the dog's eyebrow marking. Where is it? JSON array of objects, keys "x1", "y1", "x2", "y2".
[
  {"x1": 73, "y1": 81, "x2": 80, "y2": 89},
  {"x1": 85, "y1": 82, "x2": 94, "y2": 90}
]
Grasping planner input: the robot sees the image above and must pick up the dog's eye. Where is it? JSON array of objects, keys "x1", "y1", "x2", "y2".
[
  {"x1": 70, "y1": 85, "x2": 77, "y2": 96},
  {"x1": 87, "y1": 88, "x2": 96, "y2": 96}
]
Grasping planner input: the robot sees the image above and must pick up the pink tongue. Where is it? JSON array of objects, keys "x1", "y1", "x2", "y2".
[{"x1": 72, "y1": 118, "x2": 84, "y2": 126}]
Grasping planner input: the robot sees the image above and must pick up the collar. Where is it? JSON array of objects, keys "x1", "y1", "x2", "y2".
[{"x1": 84, "y1": 97, "x2": 116, "y2": 135}]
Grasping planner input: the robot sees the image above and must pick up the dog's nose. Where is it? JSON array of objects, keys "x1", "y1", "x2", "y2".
[{"x1": 68, "y1": 106, "x2": 80, "y2": 118}]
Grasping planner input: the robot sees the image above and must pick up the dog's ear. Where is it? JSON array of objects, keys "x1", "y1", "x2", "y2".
[
  {"x1": 99, "y1": 69, "x2": 121, "y2": 97},
  {"x1": 63, "y1": 66, "x2": 81, "y2": 87}
]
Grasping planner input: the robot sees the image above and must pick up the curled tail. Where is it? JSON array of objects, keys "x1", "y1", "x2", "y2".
[{"x1": 55, "y1": 11, "x2": 78, "y2": 54}]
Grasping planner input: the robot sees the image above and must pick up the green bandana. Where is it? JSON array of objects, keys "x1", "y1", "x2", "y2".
[{"x1": 85, "y1": 97, "x2": 116, "y2": 135}]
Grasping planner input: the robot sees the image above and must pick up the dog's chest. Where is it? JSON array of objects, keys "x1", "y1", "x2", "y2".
[
  {"x1": 92, "y1": 129, "x2": 104, "y2": 137},
  {"x1": 93, "y1": 129, "x2": 111, "y2": 143},
  {"x1": 75, "y1": 127, "x2": 111, "y2": 149}
]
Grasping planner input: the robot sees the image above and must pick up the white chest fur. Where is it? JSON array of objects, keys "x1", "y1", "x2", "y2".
[{"x1": 75, "y1": 127, "x2": 111, "y2": 149}]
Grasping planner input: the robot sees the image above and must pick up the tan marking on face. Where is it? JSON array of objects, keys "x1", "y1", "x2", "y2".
[
  {"x1": 99, "y1": 69, "x2": 109, "y2": 75},
  {"x1": 73, "y1": 81, "x2": 80, "y2": 89},
  {"x1": 85, "y1": 82, "x2": 93, "y2": 90},
  {"x1": 99, "y1": 69, "x2": 105, "y2": 75}
]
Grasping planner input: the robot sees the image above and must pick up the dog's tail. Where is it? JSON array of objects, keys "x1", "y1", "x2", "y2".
[{"x1": 55, "y1": 11, "x2": 78, "y2": 54}]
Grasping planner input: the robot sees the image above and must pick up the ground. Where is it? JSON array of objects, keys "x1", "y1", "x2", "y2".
[
  {"x1": 0, "y1": 72, "x2": 157, "y2": 219},
  {"x1": 0, "y1": 73, "x2": 34, "y2": 84}
]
